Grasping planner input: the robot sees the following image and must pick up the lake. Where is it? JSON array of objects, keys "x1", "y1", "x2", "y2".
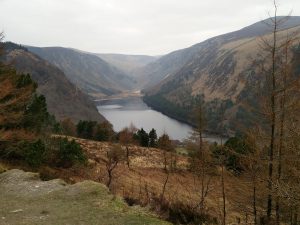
[{"x1": 97, "y1": 97, "x2": 221, "y2": 142}]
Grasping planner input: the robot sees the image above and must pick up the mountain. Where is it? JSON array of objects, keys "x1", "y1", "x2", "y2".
[
  {"x1": 142, "y1": 17, "x2": 300, "y2": 134},
  {"x1": 2, "y1": 43, "x2": 105, "y2": 122},
  {"x1": 27, "y1": 47, "x2": 135, "y2": 98},
  {"x1": 96, "y1": 53, "x2": 158, "y2": 76},
  {"x1": 137, "y1": 16, "x2": 300, "y2": 90}
]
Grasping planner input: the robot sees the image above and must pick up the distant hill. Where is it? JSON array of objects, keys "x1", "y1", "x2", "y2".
[
  {"x1": 96, "y1": 53, "x2": 158, "y2": 77},
  {"x1": 141, "y1": 17, "x2": 300, "y2": 134},
  {"x1": 27, "y1": 47, "x2": 135, "y2": 98},
  {"x1": 3, "y1": 43, "x2": 105, "y2": 122}
]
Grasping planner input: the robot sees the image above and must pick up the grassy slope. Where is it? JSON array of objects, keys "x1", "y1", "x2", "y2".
[{"x1": 0, "y1": 169, "x2": 169, "y2": 225}]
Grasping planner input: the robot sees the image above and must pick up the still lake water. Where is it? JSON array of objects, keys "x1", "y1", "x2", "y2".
[{"x1": 97, "y1": 97, "x2": 221, "y2": 142}]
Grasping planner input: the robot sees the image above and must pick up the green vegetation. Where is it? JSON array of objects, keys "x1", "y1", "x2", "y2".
[
  {"x1": 143, "y1": 94, "x2": 189, "y2": 123},
  {"x1": 210, "y1": 135, "x2": 251, "y2": 173},
  {"x1": 77, "y1": 120, "x2": 97, "y2": 139},
  {"x1": 55, "y1": 138, "x2": 87, "y2": 168},
  {"x1": 144, "y1": 93, "x2": 235, "y2": 135},
  {"x1": 94, "y1": 121, "x2": 114, "y2": 141},
  {"x1": 23, "y1": 139, "x2": 46, "y2": 167},
  {"x1": 23, "y1": 94, "x2": 51, "y2": 132},
  {"x1": 149, "y1": 128, "x2": 158, "y2": 147},
  {"x1": 0, "y1": 50, "x2": 87, "y2": 169},
  {"x1": 134, "y1": 128, "x2": 149, "y2": 147},
  {"x1": 175, "y1": 147, "x2": 188, "y2": 156},
  {"x1": 76, "y1": 120, "x2": 114, "y2": 141}
]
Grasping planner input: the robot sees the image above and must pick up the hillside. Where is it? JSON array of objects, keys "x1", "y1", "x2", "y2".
[
  {"x1": 2, "y1": 43, "x2": 105, "y2": 122},
  {"x1": 2, "y1": 135, "x2": 267, "y2": 225},
  {"x1": 142, "y1": 17, "x2": 300, "y2": 134},
  {"x1": 27, "y1": 47, "x2": 135, "y2": 98},
  {"x1": 0, "y1": 169, "x2": 169, "y2": 225},
  {"x1": 137, "y1": 16, "x2": 300, "y2": 89},
  {"x1": 96, "y1": 53, "x2": 158, "y2": 76}
]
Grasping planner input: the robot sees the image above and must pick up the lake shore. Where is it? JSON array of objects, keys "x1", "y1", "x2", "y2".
[{"x1": 96, "y1": 95, "x2": 225, "y2": 143}]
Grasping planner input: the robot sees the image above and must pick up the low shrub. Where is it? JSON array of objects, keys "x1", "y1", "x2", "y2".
[
  {"x1": 24, "y1": 139, "x2": 46, "y2": 167},
  {"x1": 56, "y1": 138, "x2": 87, "y2": 168}
]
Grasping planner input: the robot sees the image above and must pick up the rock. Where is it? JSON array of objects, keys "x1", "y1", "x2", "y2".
[{"x1": 0, "y1": 169, "x2": 170, "y2": 225}]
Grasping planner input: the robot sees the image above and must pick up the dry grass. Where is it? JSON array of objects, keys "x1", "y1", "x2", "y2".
[{"x1": 43, "y1": 136, "x2": 270, "y2": 224}]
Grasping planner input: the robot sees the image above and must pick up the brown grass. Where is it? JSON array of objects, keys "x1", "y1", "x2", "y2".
[{"x1": 42, "y1": 136, "x2": 269, "y2": 224}]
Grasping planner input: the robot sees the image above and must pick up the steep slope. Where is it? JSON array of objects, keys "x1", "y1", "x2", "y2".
[
  {"x1": 96, "y1": 53, "x2": 158, "y2": 76},
  {"x1": 143, "y1": 17, "x2": 300, "y2": 134},
  {"x1": 138, "y1": 16, "x2": 300, "y2": 89},
  {"x1": 27, "y1": 47, "x2": 135, "y2": 98},
  {"x1": 3, "y1": 43, "x2": 105, "y2": 122}
]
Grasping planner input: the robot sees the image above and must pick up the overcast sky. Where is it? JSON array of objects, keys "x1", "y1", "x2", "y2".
[{"x1": 0, "y1": 0, "x2": 299, "y2": 55}]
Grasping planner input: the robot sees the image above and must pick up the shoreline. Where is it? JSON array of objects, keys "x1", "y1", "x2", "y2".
[{"x1": 96, "y1": 94, "x2": 228, "y2": 144}]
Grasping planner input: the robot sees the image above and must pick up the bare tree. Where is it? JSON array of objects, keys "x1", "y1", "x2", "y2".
[
  {"x1": 119, "y1": 126, "x2": 136, "y2": 168},
  {"x1": 105, "y1": 144, "x2": 125, "y2": 190},
  {"x1": 257, "y1": 1, "x2": 285, "y2": 220},
  {"x1": 265, "y1": 4, "x2": 279, "y2": 219},
  {"x1": 158, "y1": 133, "x2": 173, "y2": 202},
  {"x1": 186, "y1": 98, "x2": 213, "y2": 216},
  {"x1": 220, "y1": 152, "x2": 226, "y2": 225},
  {"x1": 256, "y1": 3, "x2": 300, "y2": 222},
  {"x1": 158, "y1": 133, "x2": 173, "y2": 171},
  {"x1": 219, "y1": 102, "x2": 227, "y2": 225},
  {"x1": 276, "y1": 38, "x2": 300, "y2": 224},
  {"x1": 241, "y1": 131, "x2": 266, "y2": 225}
]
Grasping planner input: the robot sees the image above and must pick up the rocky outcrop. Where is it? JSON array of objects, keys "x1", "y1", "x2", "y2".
[{"x1": 0, "y1": 169, "x2": 169, "y2": 225}]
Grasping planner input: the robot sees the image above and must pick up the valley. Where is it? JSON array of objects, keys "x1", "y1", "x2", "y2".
[
  {"x1": 21, "y1": 17, "x2": 300, "y2": 138},
  {"x1": 1, "y1": 5, "x2": 300, "y2": 224}
]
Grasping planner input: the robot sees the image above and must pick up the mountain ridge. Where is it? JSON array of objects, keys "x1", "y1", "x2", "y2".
[
  {"x1": 27, "y1": 46, "x2": 135, "y2": 98},
  {"x1": 2, "y1": 42, "x2": 105, "y2": 122},
  {"x1": 142, "y1": 17, "x2": 300, "y2": 134},
  {"x1": 136, "y1": 16, "x2": 300, "y2": 90},
  {"x1": 95, "y1": 53, "x2": 159, "y2": 77}
]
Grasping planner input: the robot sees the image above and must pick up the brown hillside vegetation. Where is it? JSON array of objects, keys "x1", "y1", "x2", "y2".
[
  {"x1": 29, "y1": 135, "x2": 267, "y2": 224},
  {"x1": 0, "y1": 66, "x2": 37, "y2": 143},
  {"x1": 2, "y1": 43, "x2": 105, "y2": 123}
]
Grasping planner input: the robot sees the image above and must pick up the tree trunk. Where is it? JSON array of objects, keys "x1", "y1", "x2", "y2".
[
  {"x1": 293, "y1": 208, "x2": 298, "y2": 225},
  {"x1": 126, "y1": 146, "x2": 130, "y2": 169},
  {"x1": 276, "y1": 34, "x2": 289, "y2": 225},
  {"x1": 163, "y1": 151, "x2": 167, "y2": 171},
  {"x1": 267, "y1": 2, "x2": 278, "y2": 219},
  {"x1": 160, "y1": 170, "x2": 170, "y2": 203},
  {"x1": 221, "y1": 164, "x2": 226, "y2": 225},
  {"x1": 107, "y1": 169, "x2": 112, "y2": 188},
  {"x1": 253, "y1": 178, "x2": 257, "y2": 225},
  {"x1": 106, "y1": 161, "x2": 118, "y2": 190}
]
